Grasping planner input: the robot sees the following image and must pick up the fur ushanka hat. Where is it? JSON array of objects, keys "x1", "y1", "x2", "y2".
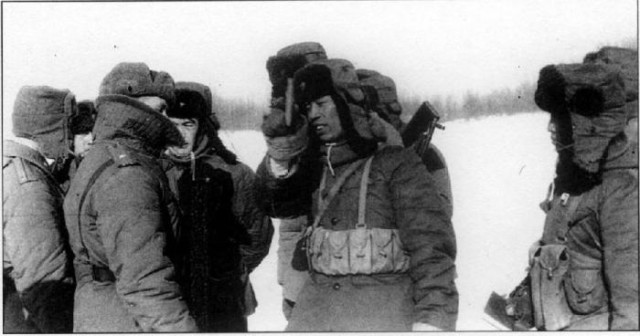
[
  {"x1": 94, "y1": 62, "x2": 184, "y2": 152},
  {"x1": 13, "y1": 85, "x2": 76, "y2": 160},
  {"x1": 293, "y1": 58, "x2": 377, "y2": 155},
  {"x1": 99, "y1": 62, "x2": 176, "y2": 107},
  {"x1": 535, "y1": 62, "x2": 627, "y2": 173}
]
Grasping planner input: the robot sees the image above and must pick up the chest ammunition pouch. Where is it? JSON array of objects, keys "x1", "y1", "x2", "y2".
[{"x1": 304, "y1": 156, "x2": 410, "y2": 276}]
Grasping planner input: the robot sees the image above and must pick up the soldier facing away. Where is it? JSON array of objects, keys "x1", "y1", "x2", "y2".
[
  {"x1": 3, "y1": 85, "x2": 76, "y2": 333},
  {"x1": 63, "y1": 62, "x2": 198, "y2": 332}
]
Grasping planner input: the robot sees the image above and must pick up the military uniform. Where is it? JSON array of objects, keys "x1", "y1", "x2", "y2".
[
  {"x1": 521, "y1": 60, "x2": 638, "y2": 330},
  {"x1": 3, "y1": 140, "x2": 74, "y2": 333},
  {"x1": 258, "y1": 58, "x2": 458, "y2": 331},
  {"x1": 63, "y1": 63, "x2": 197, "y2": 332},
  {"x1": 3, "y1": 85, "x2": 77, "y2": 333}
]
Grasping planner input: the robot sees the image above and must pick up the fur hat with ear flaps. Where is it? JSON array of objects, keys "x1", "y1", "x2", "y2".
[
  {"x1": 94, "y1": 62, "x2": 184, "y2": 155},
  {"x1": 293, "y1": 58, "x2": 378, "y2": 156},
  {"x1": 535, "y1": 62, "x2": 628, "y2": 192},
  {"x1": 165, "y1": 81, "x2": 237, "y2": 164},
  {"x1": 13, "y1": 85, "x2": 76, "y2": 160},
  {"x1": 266, "y1": 42, "x2": 328, "y2": 102}
]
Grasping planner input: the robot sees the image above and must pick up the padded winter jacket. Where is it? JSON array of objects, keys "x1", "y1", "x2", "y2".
[
  {"x1": 63, "y1": 97, "x2": 196, "y2": 332},
  {"x1": 538, "y1": 140, "x2": 638, "y2": 330},
  {"x1": 3, "y1": 140, "x2": 74, "y2": 332},
  {"x1": 257, "y1": 144, "x2": 458, "y2": 330}
]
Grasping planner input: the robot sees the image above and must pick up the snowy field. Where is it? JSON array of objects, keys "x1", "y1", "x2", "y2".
[{"x1": 219, "y1": 111, "x2": 557, "y2": 331}]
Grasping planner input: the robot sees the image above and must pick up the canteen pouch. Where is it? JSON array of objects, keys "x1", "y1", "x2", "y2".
[
  {"x1": 530, "y1": 244, "x2": 573, "y2": 330},
  {"x1": 291, "y1": 228, "x2": 310, "y2": 271}
]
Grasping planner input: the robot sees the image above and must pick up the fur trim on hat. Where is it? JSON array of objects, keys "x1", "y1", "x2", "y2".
[
  {"x1": 294, "y1": 60, "x2": 377, "y2": 156},
  {"x1": 94, "y1": 94, "x2": 184, "y2": 155},
  {"x1": 168, "y1": 82, "x2": 237, "y2": 164},
  {"x1": 99, "y1": 62, "x2": 176, "y2": 107},
  {"x1": 535, "y1": 63, "x2": 627, "y2": 173},
  {"x1": 175, "y1": 81, "x2": 220, "y2": 130},
  {"x1": 12, "y1": 85, "x2": 75, "y2": 160}
]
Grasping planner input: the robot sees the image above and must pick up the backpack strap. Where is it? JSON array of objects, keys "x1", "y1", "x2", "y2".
[
  {"x1": 541, "y1": 192, "x2": 584, "y2": 244},
  {"x1": 356, "y1": 156, "x2": 374, "y2": 228}
]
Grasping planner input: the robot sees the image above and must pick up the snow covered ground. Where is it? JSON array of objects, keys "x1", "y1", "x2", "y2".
[{"x1": 219, "y1": 111, "x2": 558, "y2": 331}]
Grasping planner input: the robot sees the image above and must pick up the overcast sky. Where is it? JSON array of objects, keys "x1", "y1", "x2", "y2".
[{"x1": 2, "y1": 0, "x2": 637, "y2": 134}]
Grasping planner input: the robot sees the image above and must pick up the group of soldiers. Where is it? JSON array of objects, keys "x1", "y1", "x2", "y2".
[{"x1": 2, "y1": 41, "x2": 638, "y2": 333}]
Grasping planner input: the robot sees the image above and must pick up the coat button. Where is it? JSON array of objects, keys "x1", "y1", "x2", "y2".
[
  {"x1": 331, "y1": 217, "x2": 340, "y2": 225},
  {"x1": 333, "y1": 283, "x2": 341, "y2": 290}
]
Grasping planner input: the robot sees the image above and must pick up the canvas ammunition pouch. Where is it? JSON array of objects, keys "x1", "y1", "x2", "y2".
[
  {"x1": 305, "y1": 156, "x2": 410, "y2": 276},
  {"x1": 528, "y1": 192, "x2": 608, "y2": 330},
  {"x1": 530, "y1": 244, "x2": 572, "y2": 330}
]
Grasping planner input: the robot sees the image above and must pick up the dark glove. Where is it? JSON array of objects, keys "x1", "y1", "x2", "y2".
[{"x1": 262, "y1": 108, "x2": 309, "y2": 161}]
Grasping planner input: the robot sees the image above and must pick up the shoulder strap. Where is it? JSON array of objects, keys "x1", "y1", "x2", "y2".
[
  {"x1": 312, "y1": 158, "x2": 369, "y2": 229},
  {"x1": 544, "y1": 192, "x2": 584, "y2": 244},
  {"x1": 357, "y1": 156, "x2": 375, "y2": 227},
  {"x1": 76, "y1": 158, "x2": 115, "y2": 259}
]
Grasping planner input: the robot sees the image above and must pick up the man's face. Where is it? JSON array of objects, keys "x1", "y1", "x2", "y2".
[
  {"x1": 307, "y1": 95, "x2": 345, "y2": 143},
  {"x1": 137, "y1": 96, "x2": 168, "y2": 114},
  {"x1": 167, "y1": 117, "x2": 199, "y2": 157},
  {"x1": 73, "y1": 132, "x2": 94, "y2": 157}
]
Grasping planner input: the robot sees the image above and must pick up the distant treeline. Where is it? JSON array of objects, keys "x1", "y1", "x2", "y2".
[
  {"x1": 213, "y1": 81, "x2": 540, "y2": 130},
  {"x1": 401, "y1": 81, "x2": 539, "y2": 123}
]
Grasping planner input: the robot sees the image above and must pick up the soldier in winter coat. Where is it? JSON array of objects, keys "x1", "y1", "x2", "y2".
[
  {"x1": 259, "y1": 41, "x2": 328, "y2": 319},
  {"x1": 506, "y1": 61, "x2": 638, "y2": 330},
  {"x1": 63, "y1": 62, "x2": 197, "y2": 332},
  {"x1": 3, "y1": 86, "x2": 76, "y2": 333},
  {"x1": 256, "y1": 58, "x2": 458, "y2": 331},
  {"x1": 160, "y1": 81, "x2": 273, "y2": 331}
]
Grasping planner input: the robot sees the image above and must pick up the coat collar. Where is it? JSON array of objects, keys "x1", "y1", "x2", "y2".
[{"x1": 4, "y1": 139, "x2": 50, "y2": 170}]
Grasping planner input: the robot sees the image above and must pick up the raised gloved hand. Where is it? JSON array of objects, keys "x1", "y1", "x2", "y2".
[{"x1": 261, "y1": 108, "x2": 309, "y2": 163}]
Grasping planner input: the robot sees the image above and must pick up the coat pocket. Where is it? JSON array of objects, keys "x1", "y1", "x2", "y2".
[{"x1": 564, "y1": 268, "x2": 607, "y2": 315}]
